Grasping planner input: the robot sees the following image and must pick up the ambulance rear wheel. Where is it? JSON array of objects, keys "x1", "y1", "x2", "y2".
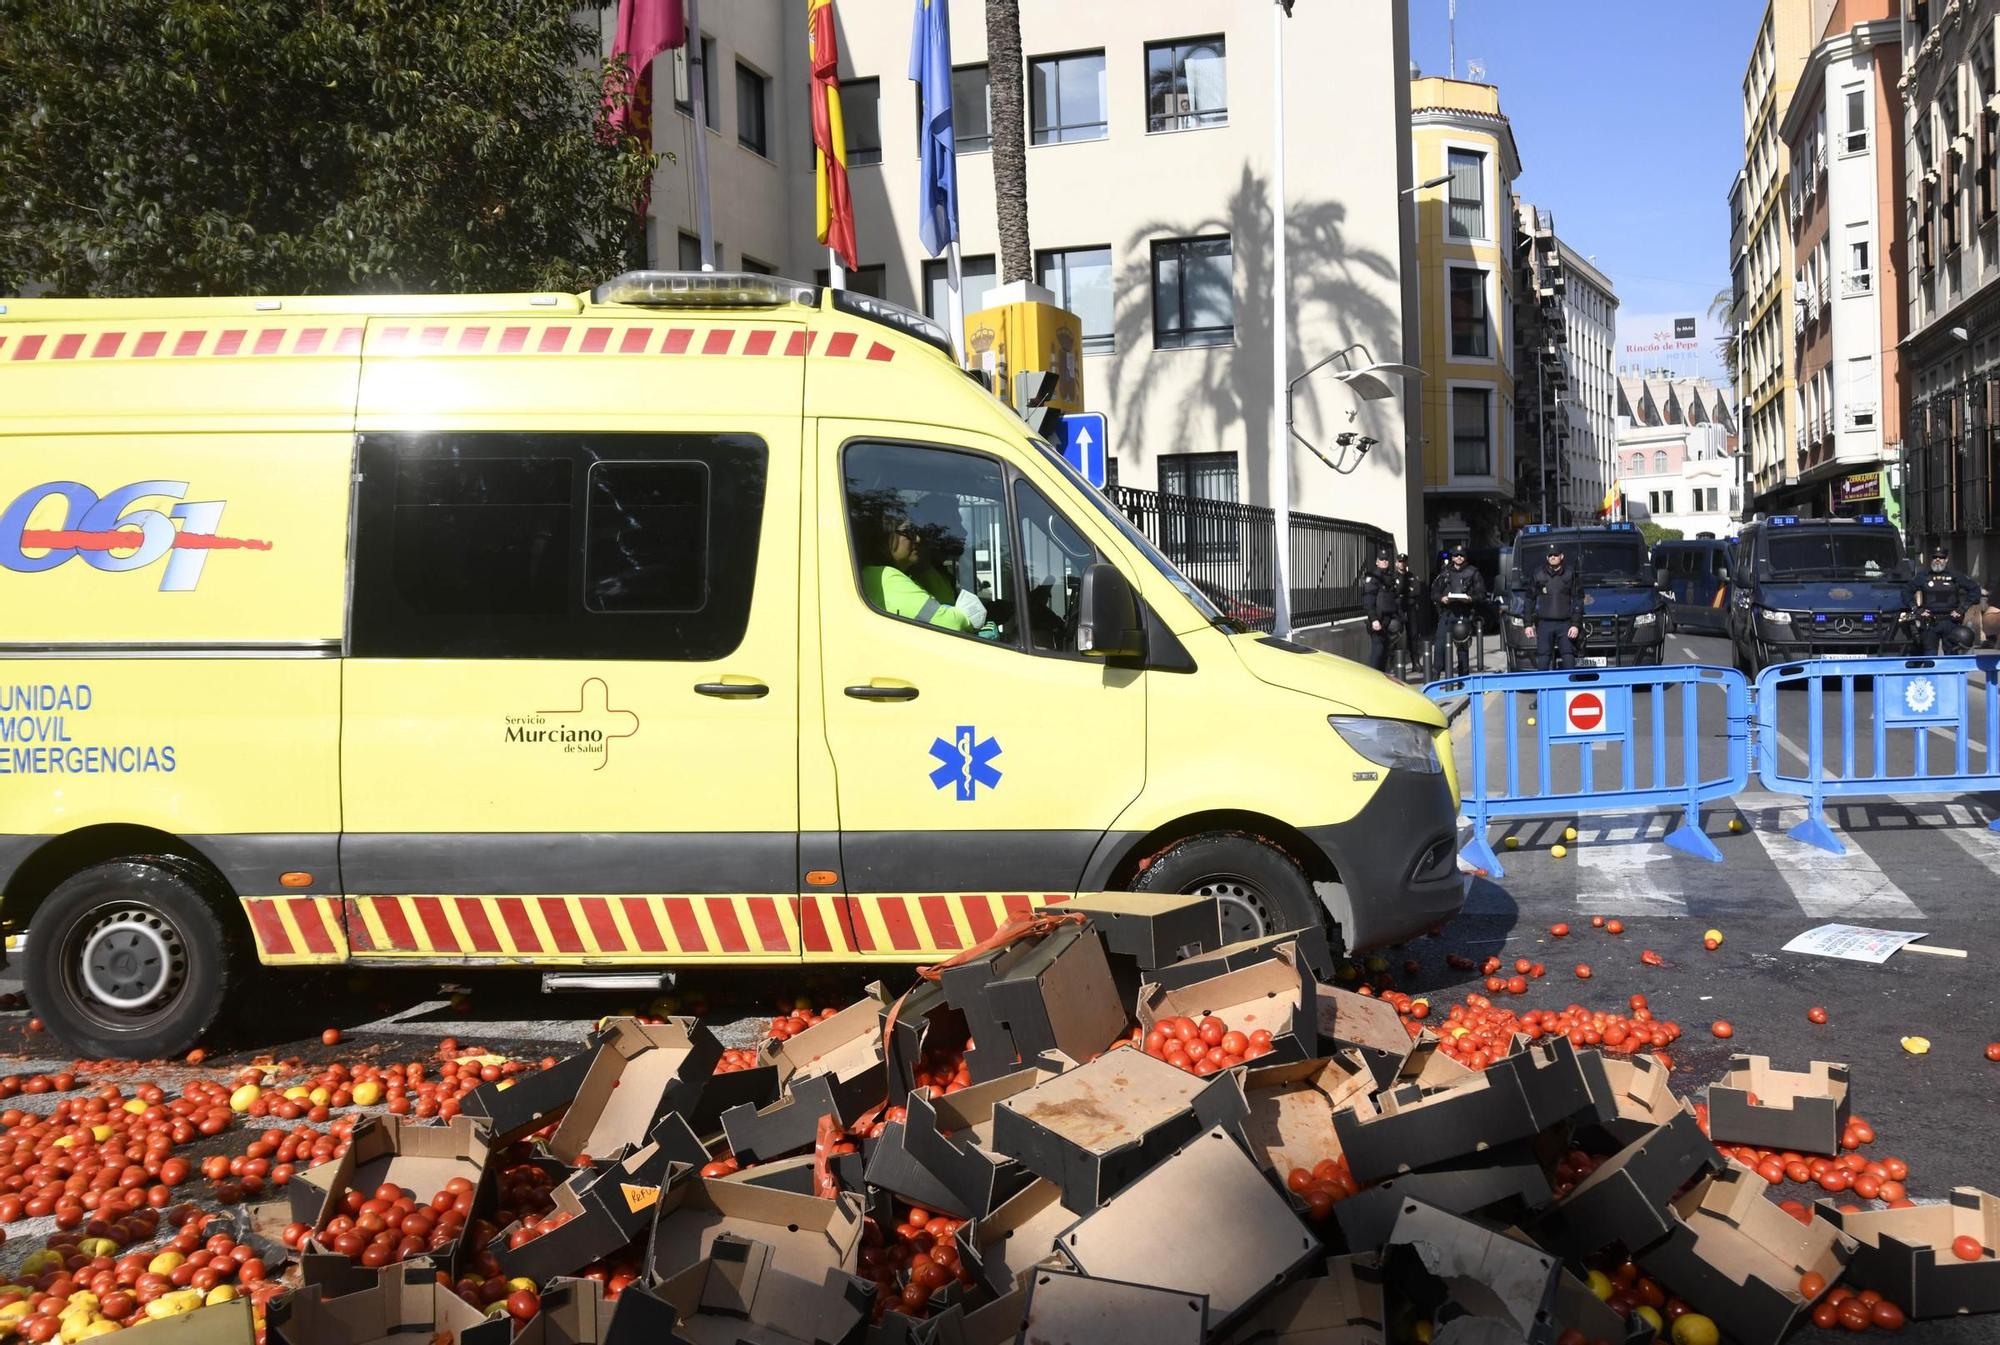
[
  {"x1": 24, "y1": 860, "x2": 241, "y2": 1060},
  {"x1": 1131, "y1": 834, "x2": 1321, "y2": 947}
]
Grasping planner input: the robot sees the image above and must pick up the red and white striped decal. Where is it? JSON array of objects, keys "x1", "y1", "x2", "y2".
[{"x1": 340, "y1": 894, "x2": 802, "y2": 960}]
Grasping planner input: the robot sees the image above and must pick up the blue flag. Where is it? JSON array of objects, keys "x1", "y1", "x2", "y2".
[{"x1": 910, "y1": 0, "x2": 957, "y2": 257}]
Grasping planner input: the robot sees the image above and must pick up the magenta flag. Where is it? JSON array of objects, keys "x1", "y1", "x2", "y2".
[{"x1": 607, "y1": 0, "x2": 687, "y2": 139}]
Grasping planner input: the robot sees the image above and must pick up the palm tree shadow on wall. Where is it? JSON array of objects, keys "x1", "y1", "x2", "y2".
[{"x1": 1111, "y1": 164, "x2": 1404, "y2": 507}]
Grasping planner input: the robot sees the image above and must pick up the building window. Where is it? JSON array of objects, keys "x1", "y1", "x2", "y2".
[
  {"x1": 672, "y1": 36, "x2": 720, "y2": 131},
  {"x1": 1159, "y1": 451, "x2": 1238, "y2": 501},
  {"x1": 1447, "y1": 148, "x2": 1487, "y2": 240},
  {"x1": 1843, "y1": 87, "x2": 1867, "y2": 154},
  {"x1": 813, "y1": 264, "x2": 887, "y2": 298},
  {"x1": 1629, "y1": 453, "x2": 1646, "y2": 475},
  {"x1": 1157, "y1": 452, "x2": 1239, "y2": 562},
  {"x1": 953, "y1": 65, "x2": 992, "y2": 152},
  {"x1": 1450, "y1": 387, "x2": 1491, "y2": 476},
  {"x1": 1654, "y1": 450, "x2": 1669, "y2": 474},
  {"x1": 677, "y1": 232, "x2": 724, "y2": 271},
  {"x1": 1145, "y1": 36, "x2": 1227, "y2": 132},
  {"x1": 1448, "y1": 268, "x2": 1489, "y2": 358},
  {"x1": 735, "y1": 62, "x2": 769, "y2": 157},
  {"x1": 1151, "y1": 236, "x2": 1233, "y2": 349},
  {"x1": 740, "y1": 255, "x2": 776, "y2": 276},
  {"x1": 351, "y1": 433, "x2": 766, "y2": 660},
  {"x1": 841, "y1": 78, "x2": 882, "y2": 166},
  {"x1": 922, "y1": 254, "x2": 999, "y2": 321},
  {"x1": 1037, "y1": 246, "x2": 1115, "y2": 355},
  {"x1": 1030, "y1": 51, "x2": 1108, "y2": 145}
]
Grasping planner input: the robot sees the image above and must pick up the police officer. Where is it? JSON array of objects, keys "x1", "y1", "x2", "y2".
[
  {"x1": 1430, "y1": 544, "x2": 1488, "y2": 676},
  {"x1": 1910, "y1": 544, "x2": 1980, "y2": 653},
  {"x1": 1361, "y1": 546, "x2": 1400, "y2": 673},
  {"x1": 1393, "y1": 552, "x2": 1422, "y2": 672},
  {"x1": 1525, "y1": 542, "x2": 1584, "y2": 670}
]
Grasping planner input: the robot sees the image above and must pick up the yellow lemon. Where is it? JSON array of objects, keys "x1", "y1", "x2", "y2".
[
  {"x1": 228, "y1": 1084, "x2": 261, "y2": 1113},
  {"x1": 1504, "y1": 836, "x2": 1520, "y2": 849},
  {"x1": 350, "y1": 1080, "x2": 383, "y2": 1107},
  {"x1": 89, "y1": 1125, "x2": 113, "y2": 1143},
  {"x1": 1703, "y1": 929, "x2": 1723, "y2": 946},
  {"x1": 147, "y1": 1251, "x2": 185, "y2": 1276},
  {"x1": 1634, "y1": 1304, "x2": 1664, "y2": 1333},
  {"x1": 204, "y1": 1286, "x2": 240, "y2": 1306},
  {"x1": 1671, "y1": 1314, "x2": 1721, "y2": 1345},
  {"x1": 1586, "y1": 1269, "x2": 1614, "y2": 1301},
  {"x1": 1563, "y1": 826, "x2": 1578, "y2": 842},
  {"x1": 1901, "y1": 1036, "x2": 1932, "y2": 1055},
  {"x1": 1728, "y1": 818, "x2": 1745, "y2": 833},
  {"x1": 283, "y1": 1086, "x2": 310, "y2": 1101},
  {"x1": 1551, "y1": 844, "x2": 1568, "y2": 859},
  {"x1": 309, "y1": 1087, "x2": 331, "y2": 1107},
  {"x1": 121, "y1": 1099, "x2": 148, "y2": 1115}
]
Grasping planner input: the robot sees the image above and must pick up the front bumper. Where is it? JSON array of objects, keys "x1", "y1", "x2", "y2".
[
  {"x1": 1304, "y1": 768, "x2": 1462, "y2": 951},
  {"x1": 1754, "y1": 616, "x2": 1902, "y2": 658},
  {"x1": 1503, "y1": 618, "x2": 1663, "y2": 663}
]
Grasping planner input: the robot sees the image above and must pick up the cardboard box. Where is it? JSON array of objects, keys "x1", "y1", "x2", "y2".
[
  {"x1": 112, "y1": 1297, "x2": 257, "y2": 1345},
  {"x1": 724, "y1": 987, "x2": 892, "y2": 1162},
  {"x1": 268, "y1": 1261, "x2": 487, "y2": 1345},
  {"x1": 492, "y1": 1115, "x2": 707, "y2": 1285},
  {"x1": 969, "y1": 924, "x2": 1129, "y2": 1082},
  {"x1": 896, "y1": 1066, "x2": 1051, "y2": 1219},
  {"x1": 1383, "y1": 1200, "x2": 1561, "y2": 1341},
  {"x1": 1394, "y1": 1034, "x2": 1477, "y2": 1091},
  {"x1": 656, "y1": 1235, "x2": 871, "y2": 1345},
  {"x1": 1315, "y1": 987, "x2": 1418, "y2": 1090},
  {"x1": 545, "y1": 1017, "x2": 723, "y2": 1166},
  {"x1": 1067, "y1": 893, "x2": 1222, "y2": 969},
  {"x1": 291, "y1": 1115, "x2": 493, "y2": 1269},
  {"x1": 1576, "y1": 1051, "x2": 1682, "y2": 1150},
  {"x1": 878, "y1": 979, "x2": 964, "y2": 1100},
  {"x1": 1706, "y1": 1055, "x2": 1851, "y2": 1157},
  {"x1": 1138, "y1": 942, "x2": 1315, "y2": 1067},
  {"x1": 1332, "y1": 1038, "x2": 1595, "y2": 1184},
  {"x1": 955, "y1": 1178, "x2": 1076, "y2": 1297},
  {"x1": 460, "y1": 1277, "x2": 681, "y2": 1345},
  {"x1": 992, "y1": 1047, "x2": 1249, "y2": 1214},
  {"x1": 925, "y1": 1286, "x2": 1027, "y2": 1345},
  {"x1": 1241, "y1": 1056, "x2": 1372, "y2": 1178},
  {"x1": 1531, "y1": 1269, "x2": 1652, "y2": 1345},
  {"x1": 1144, "y1": 925, "x2": 1340, "y2": 991},
  {"x1": 1819, "y1": 1186, "x2": 2000, "y2": 1319},
  {"x1": 1532, "y1": 1106, "x2": 1721, "y2": 1261},
  {"x1": 461, "y1": 1039, "x2": 601, "y2": 1147},
  {"x1": 1634, "y1": 1167, "x2": 1853, "y2": 1345},
  {"x1": 648, "y1": 1176, "x2": 864, "y2": 1287},
  {"x1": 864, "y1": 1118, "x2": 971, "y2": 1216},
  {"x1": 1219, "y1": 1255, "x2": 1385, "y2": 1344},
  {"x1": 1018, "y1": 1267, "x2": 1208, "y2": 1345},
  {"x1": 1057, "y1": 1127, "x2": 1321, "y2": 1336},
  {"x1": 1331, "y1": 1144, "x2": 1552, "y2": 1254},
  {"x1": 686, "y1": 1064, "x2": 783, "y2": 1140},
  {"x1": 725, "y1": 1150, "x2": 867, "y2": 1198}
]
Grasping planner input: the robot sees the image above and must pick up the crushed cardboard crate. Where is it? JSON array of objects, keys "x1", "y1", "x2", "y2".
[
  {"x1": 1818, "y1": 1186, "x2": 2000, "y2": 1319},
  {"x1": 1706, "y1": 1054, "x2": 1851, "y2": 1157}
]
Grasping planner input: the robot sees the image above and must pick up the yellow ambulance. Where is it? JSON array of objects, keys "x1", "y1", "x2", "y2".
[{"x1": 0, "y1": 272, "x2": 1460, "y2": 1057}]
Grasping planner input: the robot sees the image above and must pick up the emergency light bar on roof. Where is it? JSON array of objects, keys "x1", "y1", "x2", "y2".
[
  {"x1": 829, "y1": 288, "x2": 954, "y2": 359},
  {"x1": 590, "y1": 270, "x2": 818, "y2": 309}
]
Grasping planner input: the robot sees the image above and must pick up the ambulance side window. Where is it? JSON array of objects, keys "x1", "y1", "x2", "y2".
[
  {"x1": 352, "y1": 432, "x2": 766, "y2": 659},
  {"x1": 843, "y1": 441, "x2": 1017, "y2": 644},
  {"x1": 1014, "y1": 481, "x2": 1099, "y2": 654}
]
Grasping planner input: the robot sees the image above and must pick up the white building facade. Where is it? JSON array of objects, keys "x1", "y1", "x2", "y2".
[
  {"x1": 1557, "y1": 240, "x2": 1619, "y2": 520},
  {"x1": 605, "y1": 0, "x2": 1424, "y2": 545}
]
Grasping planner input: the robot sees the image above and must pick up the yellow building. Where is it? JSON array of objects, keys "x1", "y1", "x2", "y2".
[{"x1": 1410, "y1": 77, "x2": 1521, "y2": 548}]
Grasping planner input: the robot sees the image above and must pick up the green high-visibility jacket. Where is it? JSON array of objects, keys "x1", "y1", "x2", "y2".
[{"x1": 861, "y1": 564, "x2": 971, "y2": 631}]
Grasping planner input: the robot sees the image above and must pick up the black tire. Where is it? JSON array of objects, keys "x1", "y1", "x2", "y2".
[
  {"x1": 23, "y1": 859, "x2": 243, "y2": 1059},
  {"x1": 1130, "y1": 833, "x2": 1323, "y2": 947}
]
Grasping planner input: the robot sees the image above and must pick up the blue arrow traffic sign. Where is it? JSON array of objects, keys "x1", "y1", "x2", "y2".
[{"x1": 1061, "y1": 412, "x2": 1108, "y2": 488}]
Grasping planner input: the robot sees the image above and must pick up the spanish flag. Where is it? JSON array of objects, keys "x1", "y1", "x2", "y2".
[
  {"x1": 1597, "y1": 480, "x2": 1622, "y2": 518},
  {"x1": 809, "y1": 0, "x2": 859, "y2": 271}
]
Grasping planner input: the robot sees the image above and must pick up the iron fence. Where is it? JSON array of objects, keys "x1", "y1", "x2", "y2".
[{"x1": 1106, "y1": 485, "x2": 1392, "y2": 631}]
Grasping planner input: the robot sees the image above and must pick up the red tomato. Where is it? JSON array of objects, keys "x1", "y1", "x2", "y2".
[
  {"x1": 1574, "y1": 964, "x2": 1592, "y2": 979},
  {"x1": 1605, "y1": 919, "x2": 1625, "y2": 935},
  {"x1": 1710, "y1": 1020, "x2": 1734, "y2": 1039},
  {"x1": 1870, "y1": 1299, "x2": 1907, "y2": 1329},
  {"x1": 1550, "y1": 923, "x2": 1570, "y2": 937},
  {"x1": 506, "y1": 1289, "x2": 541, "y2": 1321},
  {"x1": 1807, "y1": 1006, "x2": 1829, "y2": 1024},
  {"x1": 1987, "y1": 1043, "x2": 2000, "y2": 1062},
  {"x1": 1954, "y1": 1235, "x2": 1985, "y2": 1262}
]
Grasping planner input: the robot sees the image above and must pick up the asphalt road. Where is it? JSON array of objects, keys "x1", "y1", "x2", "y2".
[{"x1": 1441, "y1": 629, "x2": 2000, "y2": 1344}]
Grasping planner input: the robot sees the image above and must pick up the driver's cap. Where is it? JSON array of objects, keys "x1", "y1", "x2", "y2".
[{"x1": 1931, "y1": 545, "x2": 1950, "y2": 560}]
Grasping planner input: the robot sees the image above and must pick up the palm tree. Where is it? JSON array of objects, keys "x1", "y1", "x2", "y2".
[
  {"x1": 987, "y1": 0, "x2": 1031, "y2": 282},
  {"x1": 1709, "y1": 286, "x2": 1740, "y2": 386}
]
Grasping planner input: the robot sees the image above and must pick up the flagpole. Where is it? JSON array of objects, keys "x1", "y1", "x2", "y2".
[
  {"x1": 686, "y1": 0, "x2": 716, "y2": 270},
  {"x1": 944, "y1": 239, "x2": 967, "y2": 365},
  {"x1": 828, "y1": 247, "x2": 846, "y2": 288}
]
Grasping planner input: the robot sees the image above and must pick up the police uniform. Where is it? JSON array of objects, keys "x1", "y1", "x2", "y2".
[
  {"x1": 1528, "y1": 559, "x2": 1585, "y2": 670},
  {"x1": 1360, "y1": 561, "x2": 1399, "y2": 672},
  {"x1": 1912, "y1": 559, "x2": 1980, "y2": 653},
  {"x1": 1430, "y1": 557, "x2": 1487, "y2": 676}
]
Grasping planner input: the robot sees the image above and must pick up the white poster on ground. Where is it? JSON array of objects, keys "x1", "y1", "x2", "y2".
[{"x1": 1781, "y1": 923, "x2": 1929, "y2": 964}]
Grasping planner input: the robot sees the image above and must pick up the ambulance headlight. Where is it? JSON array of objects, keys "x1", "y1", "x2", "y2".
[{"x1": 1329, "y1": 717, "x2": 1442, "y2": 774}]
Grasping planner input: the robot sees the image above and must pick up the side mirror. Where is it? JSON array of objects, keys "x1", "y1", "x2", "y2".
[{"x1": 1077, "y1": 563, "x2": 1145, "y2": 659}]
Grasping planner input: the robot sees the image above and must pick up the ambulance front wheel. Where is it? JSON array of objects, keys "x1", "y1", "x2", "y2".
[
  {"x1": 1130, "y1": 833, "x2": 1322, "y2": 948},
  {"x1": 24, "y1": 860, "x2": 243, "y2": 1060}
]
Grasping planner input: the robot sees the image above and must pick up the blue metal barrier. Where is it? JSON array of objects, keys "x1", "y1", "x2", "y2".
[
  {"x1": 1753, "y1": 653, "x2": 2000, "y2": 854},
  {"x1": 1425, "y1": 665, "x2": 1751, "y2": 878}
]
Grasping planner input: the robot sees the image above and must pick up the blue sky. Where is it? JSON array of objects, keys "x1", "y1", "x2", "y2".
[{"x1": 1407, "y1": 0, "x2": 1763, "y2": 386}]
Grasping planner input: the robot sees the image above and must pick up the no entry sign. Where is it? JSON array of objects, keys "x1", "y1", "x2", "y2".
[{"x1": 1565, "y1": 690, "x2": 1607, "y2": 733}]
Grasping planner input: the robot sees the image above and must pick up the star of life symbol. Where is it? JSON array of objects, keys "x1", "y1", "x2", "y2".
[
  {"x1": 928, "y1": 725, "x2": 1002, "y2": 801},
  {"x1": 1905, "y1": 677, "x2": 1938, "y2": 715}
]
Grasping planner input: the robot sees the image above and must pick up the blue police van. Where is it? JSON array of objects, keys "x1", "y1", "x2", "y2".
[
  {"x1": 1651, "y1": 535, "x2": 1735, "y2": 636},
  {"x1": 1500, "y1": 522, "x2": 1670, "y2": 670},
  {"x1": 1725, "y1": 514, "x2": 1910, "y2": 674}
]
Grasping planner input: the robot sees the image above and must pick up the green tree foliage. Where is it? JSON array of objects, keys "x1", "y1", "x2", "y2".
[
  {"x1": 1637, "y1": 522, "x2": 1685, "y2": 546},
  {"x1": 0, "y1": 1, "x2": 658, "y2": 296}
]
